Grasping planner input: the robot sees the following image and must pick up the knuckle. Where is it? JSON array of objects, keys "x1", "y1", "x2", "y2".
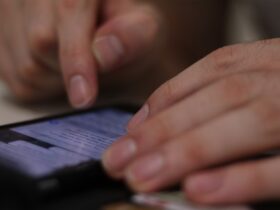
[
  {"x1": 181, "y1": 135, "x2": 209, "y2": 169},
  {"x1": 134, "y1": 115, "x2": 170, "y2": 148},
  {"x1": 11, "y1": 84, "x2": 36, "y2": 102},
  {"x1": 207, "y1": 45, "x2": 241, "y2": 73},
  {"x1": 61, "y1": 44, "x2": 84, "y2": 59},
  {"x1": 29, "y1": 26, "x2": 55, "y2": 53},
  {"x1": 148, "y1": 80, "x2": 177, "y2": 113},
  {"x1": 18, "y1": 61, "x2": 40, "y2": 81},
  {"x1": 60, "y1": 46, "x2": 92, "y2": 76},
  {"x1": 152, "y1": 116, "x2": 171, "y2": 138},
  {"x1": 218, "y1": 75, "x2": 252, "y2": 100}
]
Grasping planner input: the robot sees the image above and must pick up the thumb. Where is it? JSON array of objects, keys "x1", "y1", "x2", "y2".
[{"x1": 93, "y1": 1, "x2": 160, "y2": 73}]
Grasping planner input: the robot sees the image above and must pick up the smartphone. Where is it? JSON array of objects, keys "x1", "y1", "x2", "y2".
[{"x1": 0, "y1": 106, "x2": 135, "y2": 202}]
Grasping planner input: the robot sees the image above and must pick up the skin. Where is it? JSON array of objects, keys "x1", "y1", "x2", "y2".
[
  {"x1": 0, "y1": 0, "x2": 160, "y2": 107},
  {"x1": 103, "y1": 39, "x2": 280, "y2": 205},
  {"x1": 0, "y1": 0, "x2": 227, "y2": 107},
  {"x1": 98, "y1": 0, "x2": 228, "y2": 106}
]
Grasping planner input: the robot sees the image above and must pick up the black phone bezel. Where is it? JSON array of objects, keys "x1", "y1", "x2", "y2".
[{"x1": 0, "y1": 105, "x2": 137, "y2": 202}]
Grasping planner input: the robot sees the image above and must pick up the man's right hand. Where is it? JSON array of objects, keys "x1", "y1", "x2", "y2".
[{"x1": 0, "y1": 0, "x2": 160, "y2": 107}]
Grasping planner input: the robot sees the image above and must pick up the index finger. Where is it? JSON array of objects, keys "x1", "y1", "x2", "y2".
[{"x1": 56, "y1": 0, "x2": 99, "y2": 108}]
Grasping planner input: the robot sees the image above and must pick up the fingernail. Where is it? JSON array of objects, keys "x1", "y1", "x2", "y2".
[
  {"x1": 127, "y1": 104, "x2": 149, "y2": 131},
  {"x1": 93, "y1": 35, "x2": 125, "y2": 72},
  {"x1": 126, "y1": 153, "x2": 164, "y2": 183},
  {"x1": 102, "y1": 139, "x2": 137, "y2": 172},
  {"x1": 69, "y1": 75, "x2": 92, "y2": 108},
  {"x1": 185, "y1": 172, "x2": 224, "y2": 196}
]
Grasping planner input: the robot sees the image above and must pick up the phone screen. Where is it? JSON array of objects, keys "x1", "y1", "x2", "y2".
[{"x1": 0, "y1": 108, "x2": 132, "y2": 179}]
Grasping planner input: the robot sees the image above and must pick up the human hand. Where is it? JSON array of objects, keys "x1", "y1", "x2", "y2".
[
  {"x1": 103, "y1": 39, "x2": 280, "y2": 205},
  {"x1": 0, "y1": 0, "x2": 159, "y2": 107},
  {"x1": 0, "y1": 0, "x2": 62, "y2": 101}
]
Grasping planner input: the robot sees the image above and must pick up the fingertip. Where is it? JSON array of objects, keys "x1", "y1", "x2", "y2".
[
  {"x1": 56, "y1": 3, "x2": 99, "y2": 109},
  {"x1": 68, "y1": 74, "x2": 96, "y2": 109},
  {"x1": 93, "y1": 9, "x2": 159, "y2": 73},
  {"x1": 93, "y1": 35, "x2": 125, "y2": 73},
  {"x1": 102, "y1": 138, "x2": 137, "y2": 174},
  {"x1": 101, "y1": 151, "x2": 124, "y2": 180},
  {"x1": 59, "y1": 44, "x2": 98, "y2": 109}
]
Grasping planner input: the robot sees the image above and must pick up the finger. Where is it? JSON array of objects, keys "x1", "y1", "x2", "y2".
[
  {"x1": 0, "y1": 37, "x2": 60, "y2": 102},
  {"x1": 123, "y1": 97, "x2": 280, "y2": 192},
  {"x1": 102, "y1": 72, "x2": 264, "y2": 176},
  {"x1": 93, "y1": 0, "x2": 160, "y2": 72},
  {"x1": 56, "y1": 0, "x2": 99, "y2": 108},
  {"x1": 23, "y1": 0, "x2": 59, "y2": 70},
  {"x1": 127, "y1": 41, "x2": 271, "y2": 130},
  {"x1": 1, "y1": 0, "x2": 62, "y2": 90},
  {"x1": 184, "y1": 157, "x2": 280, "y2": 204}
]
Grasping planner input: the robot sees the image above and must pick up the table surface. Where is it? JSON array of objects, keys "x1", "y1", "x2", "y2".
[{"x1": 0, "y1": 83, "x2": 72, "y2": 126}]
